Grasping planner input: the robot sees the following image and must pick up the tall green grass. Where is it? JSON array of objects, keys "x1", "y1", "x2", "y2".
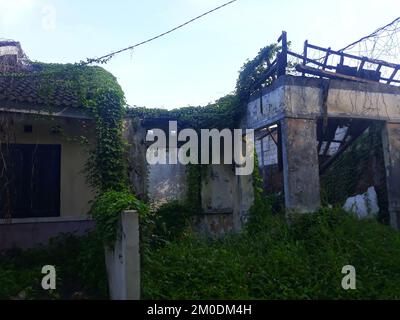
[{"x1": 142, "y1": 207, "x2": 400, "y2": 300}]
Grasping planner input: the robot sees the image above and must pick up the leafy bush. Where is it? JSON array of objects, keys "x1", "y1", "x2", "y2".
[
  {"x1": 0, "y1": 231, "x2": 107, "y2": 300},
  {"x1": 142, "y1": 207, "x2": 400, "y2": 300},
  {"x1": 90, "y1": 190, "x2": 149, "y2": 247},
  {"x1": 153, "y1": 201, "x2": 192, "y2": 243}
]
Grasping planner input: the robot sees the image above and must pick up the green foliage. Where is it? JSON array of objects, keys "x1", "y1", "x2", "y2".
[
  {"x1": 142, "y1": 206, "x2": 400, "y2": 299},
  {"x1": 0, "y1": 232, "x2": 107, "y2": 300},
  {"x1": 128, "y1": 94, "x2": 242, "y2": 130},
  {"x1": 16, "y1": 63, "x2": 135, "y2": 244},
  {"x1": 128, "y1": 42, "x2": 281, "y2": 212},
  {"x1": 3, "y1": 64, "x2": 132, "y2": 266},
  {"x1": 185, "y1": 164, "x2": 204, "y2": 215},
  {"x1": 9, "y1": 63, "x2": 128, "y2": 193},
  {"x1": 236, "y1": 44, "x2": 280, "y2": 102},
  {"x1": 246, "y1": 151, "x2": 276, "y2": 229},
  {"x1": 126, "y1": 42, "x2": 279, "y2": 131},
  {"x1": 89, "y1": 190, "x2": 149, "y2": 247},
  {"x1": 127, "y1": 43, "x2": 281, "y2": 215},
  {"x1": 320, "y1": 124, "x2": 388, "y2": 223},
  {"x1": 153, "y1": 201, "x2": 192, "y2": 243}
]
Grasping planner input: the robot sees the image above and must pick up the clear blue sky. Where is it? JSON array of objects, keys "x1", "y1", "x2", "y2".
[{"x1": 1, "y1": 0, "x2": 399, "y2": 109}]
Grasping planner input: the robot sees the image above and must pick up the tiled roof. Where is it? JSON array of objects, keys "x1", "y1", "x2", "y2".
[{"x1": 0, "y1": 73, "x2": 81, "y2": 107}]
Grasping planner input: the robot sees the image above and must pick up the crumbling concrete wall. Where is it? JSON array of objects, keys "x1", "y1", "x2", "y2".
[
  {"x1": 148, "y1": 149, "x2": 187, "y2": 206},
  {"x1": 193, "y1": 165, "x2": 253, "y2": 236},
  {"x1": 125, "y1": 119, "x2": 187, "y2": 206},
  {"x1": 125, "y1": 119, "x2": 254, "y2": 235},
  {"x1": 247, "y1": 76, "x2": 400, "y2": 131},
  {"x1": 193, "y1": 165, "x2": 235, "y2": 236},
  {"x1": 246, "y1": 75, "x2": 400, "y2": 226},
  {"x1": 201, "y1": 165, "x2": 234, "y2": 213},
  {"x1": 124, "y1": 118, "x2": 148, "y2": 201}
]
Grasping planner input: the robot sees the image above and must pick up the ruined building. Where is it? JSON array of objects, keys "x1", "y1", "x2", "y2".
[{"x1": 247, "y1": 32, "x2": 400, "y2": 228}]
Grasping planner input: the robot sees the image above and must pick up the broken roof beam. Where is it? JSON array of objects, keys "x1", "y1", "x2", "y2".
[
  {"x1": 295, "y1": 64, "x2": 397, "y2": 84},
  {"x1": 306, "y1": 43, "x2": 400, "y2": 70}
]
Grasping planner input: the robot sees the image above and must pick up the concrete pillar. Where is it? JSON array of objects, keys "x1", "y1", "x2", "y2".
[
  {"x1": 232, "y1": 173, "x2": 254, "y2": 231},
  {"x1": 105, "y1": 210, "x2": 140, "y2": 300},
  {"x1": 281, "y1": 117, "x2": 321, "y2": 216},
  {"x1": 381, "y1": 122, "x2": 400, "y2": 230}
]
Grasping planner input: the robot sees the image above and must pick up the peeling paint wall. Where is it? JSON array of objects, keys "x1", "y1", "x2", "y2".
[
  {"x1": 147, "y1": 149, "x2": 187, "y2": 206},
  {"x1": 201, "y1": 165, "x2": 234, "y2": 213},
  {"x1": 194, "y1": 165, "x2": 253, "y2": 236}
]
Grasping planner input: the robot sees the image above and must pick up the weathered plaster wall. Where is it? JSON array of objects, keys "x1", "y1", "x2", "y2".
[
  {"x1": 201, "y1": 165, "x2": 234, "y2": 213},
  {"x1": 124, "y1": 118, "x2": 148, "y2": 201},
  {"x1": 147, "y1": 149, "x2": 187, "y2": 205},
  {"x1": 327, "y1": 82, "x2": 400, "y2": 122},
  {"x1": 232, "y1": 173, "x2": 254, "y2": 227},
  {"x1": 246, "y1": 75, "x2": 400, "y2": 224},
  {"x1": 125, "y1": 119, "x2": 254, "y2": 236},
  {"x1": 194, "y1": 165, "x2": 253, "y2": 236},
  {"x1": 125, "y1": 119, "x2": 187, "y2": 206},
  {"x1": 247, "y1": 76, "x2": 400, "y2": 130},
  {"x1": 0, "y1": 218, "x2": 95, "y2": 251}
]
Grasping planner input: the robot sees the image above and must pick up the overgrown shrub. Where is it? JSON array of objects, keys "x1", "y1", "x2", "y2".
[
  {"x1": 0, "y1": 231, "x2": 107, "y2": 300},
  {"x1": 142, "y1": 206, "x2": 400, "y2": 300},
  {"x1": 153, "y1": 201, "x2": 192, "y2": 243},
  {"x1": 89, "y1": 190, "x2": 149, "y2": 247}
]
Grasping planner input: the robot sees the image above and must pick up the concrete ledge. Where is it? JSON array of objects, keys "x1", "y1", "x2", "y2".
[
  {"x1": 249, "y1": 75, "x2": 400, "y2": 103},
  {"x1": 0, "y1": 217, "x2": 95, "y2": 251},
  {"x1": 0, "y1": 216, "x2": 93, "y2": 225}
]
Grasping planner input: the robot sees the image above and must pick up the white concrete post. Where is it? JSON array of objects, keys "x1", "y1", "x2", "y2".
[{"x1": 104, "y1": 210, "x2": 140, "y2": 300}]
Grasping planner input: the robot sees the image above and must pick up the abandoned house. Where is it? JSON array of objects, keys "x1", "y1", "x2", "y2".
[
  {"x1": 0, "y1": 41, "x2": 96, "y2": 249},
  {"x1": 1, "y1": 30, "x2": 400, "y2": 251},
  {"x1": 247, "y1": 32, "x2": 400, "y2": 228}
]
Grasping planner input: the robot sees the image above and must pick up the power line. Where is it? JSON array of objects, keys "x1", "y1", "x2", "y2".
[
  {"x1": 340, "y1": 16, "x2": 400, "y2": 52},
  {"x1": 338, "y1": 16, "x2": 400, "y2": 82},
  {"x1": 81, "y1": 0, "x2": 239, "y2": 65}
]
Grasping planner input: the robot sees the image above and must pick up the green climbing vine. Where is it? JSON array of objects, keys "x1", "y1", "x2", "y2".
[
  {"x1": 6, "y1": 62, "x2": 128, "y2": 192},
  {"x1": 89, "y1": 190, "x2": 148, "y2": 247},
  {"x1": 185, "y1": 164, "x2": 204, "y2": 215},
  {"x1": 33, "y1": 63, "x2": 128, "y2": 192},
  {"x1": 3, "y1": 62, "x2": 142, "y2": 244},
  {"x1": 127, "y1": 43, "x2": 281, "y2": 216}
]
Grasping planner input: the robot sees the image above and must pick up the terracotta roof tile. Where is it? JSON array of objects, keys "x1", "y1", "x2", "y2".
[{"x1": 0, "y1": 73, "x2": 81, "y2": 108}]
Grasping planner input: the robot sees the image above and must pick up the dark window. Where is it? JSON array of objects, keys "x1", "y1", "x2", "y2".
[{"x1": 0, "y1": 144, "x2": 61, "y2": 219}]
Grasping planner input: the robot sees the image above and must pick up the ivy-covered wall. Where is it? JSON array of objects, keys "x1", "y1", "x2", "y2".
[{"x1": 124, "y1": 119, "x2": 254, "y2": 235}]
